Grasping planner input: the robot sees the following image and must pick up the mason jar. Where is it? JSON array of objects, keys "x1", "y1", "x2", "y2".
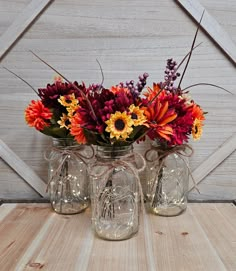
[
  {"x1": 89, "y1": 145, "x2": 140, "y2": 240},
  {"x1": 46, "y1": 138, "x2": 90, "y2": 214},
  {"x1": 145, "y1": 143, "x2": 190, "y2": 216}
]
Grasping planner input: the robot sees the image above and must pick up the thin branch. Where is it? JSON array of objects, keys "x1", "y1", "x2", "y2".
[
  {"x1": 176, "y1": 42, "x2": 203, "y2": 71},
  {"x1": 148, "y1": 88, "x2": 164, "y2": 105},
  {"x1": 178, "y1": 10, "x2": 205, "y2": 89},
  {"x1": 182, "y1": 83, "x2": 233, "y2": 95},
  {"x1": 29, "y1": 50, "x2": 97, "y2": 120},
  {"x1": 3, "y1": 66, "x2": 39, "y2": 96},
  {"x1": 96, "y1": 59, "x2": 104, "y2": 89}
]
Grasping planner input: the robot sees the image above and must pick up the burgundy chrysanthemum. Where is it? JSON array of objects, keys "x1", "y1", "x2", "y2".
[
  {"x1": 78, "y1": 86, "x2": 138, "y2": 134},
  {"x1": 38, "y1": 81, "x2": 85, "y2": 108}
]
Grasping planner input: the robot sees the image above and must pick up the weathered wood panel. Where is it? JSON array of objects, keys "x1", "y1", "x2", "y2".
[{"x1": 0, "y1": 0, "x2": 235, "y2": 199}]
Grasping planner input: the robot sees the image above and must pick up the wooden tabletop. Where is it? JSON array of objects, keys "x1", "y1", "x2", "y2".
[{"x1": 0, "y1": 203, "x2": 235, "y2": 271}]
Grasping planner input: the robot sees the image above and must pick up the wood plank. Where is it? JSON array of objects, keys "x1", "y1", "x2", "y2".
[
  {"x1": 190, "y1": 203, "x2": 236, "y2": 270},
  {"x1": 0, "y1": 139, "x2": 47, "y2": 198},
  {"x1": 0, "y1": 204, "x2": 17, "y2": 221},
  {"x1": 149, "y1": 204, "x2": 227, "y2": 271},
  {"x1": 87, "y1": 211, "x2": 149, "y2": 271},
  {"x1": 0, "y1": 203, "x2": 51, "y2": 271},
  {"x1": 176, "y1": 0, "x2": 236, "y2": 65},
  {"x1": 0, "y1": 0, "x2": 53, "y2": 60},
  {"x1": 22, "y1": 208, "x2": 93, "y2": 271},
  {"x1": 189, "y1": 134, "x2": 236, "y2": 192},
  {"x1": 0, "y1": 203, "x2": 235, "y2": 270}
]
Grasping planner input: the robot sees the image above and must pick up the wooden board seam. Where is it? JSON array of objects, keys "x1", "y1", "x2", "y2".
[
  {"x1": 189, "y1": 134, "x2": 236, "y2": 192},
  {"x1": 0, "y1": 139, "x2": 47, "y2": 198},
  {"x1": 176, "y1": 0, "x2": 236, "y2": 65},
  {"x1": 0, "y1": 0, "x2": 53, "y2": 61}
]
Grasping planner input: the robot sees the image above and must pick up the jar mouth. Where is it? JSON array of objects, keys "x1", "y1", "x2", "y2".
[
  {"x1": 96, "y1": 145, "x2": 133, "y2": 159},
  {"x1": 52, "y1": 137, "x2": 79, "y2": 147}
]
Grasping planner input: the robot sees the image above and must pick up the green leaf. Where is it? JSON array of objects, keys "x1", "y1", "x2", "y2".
[{"x1": 41, "y1": 126, "x2": 68, "y2": 138}]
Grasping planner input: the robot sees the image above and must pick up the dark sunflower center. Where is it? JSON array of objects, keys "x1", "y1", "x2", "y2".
[
  {"x1": 115, "y1": 119, "x2": 125, "y2": 131},
  {"x1": 194, "y1": 125, "x2": 198, "y2": 134},
  {"x1": 65, "y1": 119, "x2": 71, "y2": 126},
  {"x1": 131, "y1": 113, "x2": 138, "y2": 119},
  {"x1": 65, "y1": 99, "x2": 72, "y2": 104}
]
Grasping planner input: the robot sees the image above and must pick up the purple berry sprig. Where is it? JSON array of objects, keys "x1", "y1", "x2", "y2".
[
  {"x1": 119, "y1": 72, "x2": 149, "y2": 98},
  {"x1": 163, "y1": 58, "x2": 180, "y2": 93}
]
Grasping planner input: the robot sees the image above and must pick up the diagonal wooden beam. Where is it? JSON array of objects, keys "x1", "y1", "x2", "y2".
[
  {"x1": 176, "y1": 0, "x2": 236, "y2": 65},
  {"x1": 189, "y1": 134, "x2": 236, "y2": 192},
  {"x1": 0, "y1": 0, "x2": 53, "y2": 61},
  {"x1": 0, "y1": 139, "x2": 47, "y2": 198}
]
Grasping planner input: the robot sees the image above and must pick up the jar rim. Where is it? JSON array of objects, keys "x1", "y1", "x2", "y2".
[{"x1": 96, "y1": 144, "x2": 133, "y2": 159}]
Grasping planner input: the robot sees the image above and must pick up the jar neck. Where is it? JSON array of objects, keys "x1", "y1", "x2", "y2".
[
  {"x1": 52, "y1": 138, "x2": 79, "y2": 148},
  {"x1": 96, "y1": 145, "x2": 133, "y2": 160}
]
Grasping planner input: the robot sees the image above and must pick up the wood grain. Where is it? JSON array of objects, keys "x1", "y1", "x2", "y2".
[
  {"x1": 176, "y1": 0, "x2": 236, "y2": 65},
  {"x1": 0, "y1": 0, "x2": 53, "y2": 60},
  {"x1": 189, "y1": 134, "x2": 236, "y2": 192},
  {"x1": 0, "y1": 204, "x2": 51, "y2": 271},
  {"x1": 0, "y1": 0, "x2": 236, "y2": 200},
  {"x1": 0, "y1": 139, "x2": 47, "y2": 198},
  {"x1": 0, "y1": 203, "x2": 235, "y2": 270},
  {"x1": 190, "y1": 203, "x2": 236, "y2": 270}
]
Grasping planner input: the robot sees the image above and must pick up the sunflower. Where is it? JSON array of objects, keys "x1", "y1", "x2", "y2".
[
  {"x1": 105, "y1": 111, "x2": 133, "y2": 140},
  {"x1": 192, "y1": 118, "x2": 203, "y2": 140},
  {"x1": 57, "y1": 113, "x2": 71, "y2": 129},
  {"x1": 129, "y1": 104, "x2": 147, "y2": 126},
  {"x1": 58, "y1": 93, "x2": 78, "y2": 108},
  {"x1": 67, "y1": 104, "x2": 79, "y2": 118}
]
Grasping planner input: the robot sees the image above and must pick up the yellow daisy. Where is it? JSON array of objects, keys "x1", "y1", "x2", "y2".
[
  {"x1": 105, "y1": 111, "x2": 133, "y2": 140},
  {"x1": 192, "y1": 118, "x2": 203, "y2": 140},
  {"x1": 57, "y1": 113, "x2": 71, "y2": 130},
  {"x1": 58, "y1": 93, "x2": 78, "y2": 108},
  {"x1": 129, "y1": 104, "x2": 147, "y2": 126},
  {"x1": 67, "y1": 104, "x2": 79, "y2": 118}
]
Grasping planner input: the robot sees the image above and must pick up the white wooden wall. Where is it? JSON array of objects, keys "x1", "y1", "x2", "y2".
[{"x1": 0, "y1": 0, "x2": 235, "y2": 200}]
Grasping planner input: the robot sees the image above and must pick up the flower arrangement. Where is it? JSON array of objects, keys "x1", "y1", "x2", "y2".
[
  {"x1": 142, "y1": 58, "x2": 206, "y2": 148},
  {"x1": 8, "y1": 14, "x2": 227, "y2": 150},
  {"x1": 24, "y1": 73, "x2": 150, "y2": 146}
]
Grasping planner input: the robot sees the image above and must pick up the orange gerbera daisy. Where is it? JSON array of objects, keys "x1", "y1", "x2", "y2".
[
  {"x1": 70, "y1": 113, "x2": 87, "y2": 144},
  {"x1": 190, "y1": 103, "x2": 205, "y2": 121},
  {"x1": 110, "y1": 86, "x2": 129, "y2": 94},
  {"x1": 25, "y1": 100, "x2": 52, "y2": 131},
  {"x1": 144, "y1": 99, "x2": 177, "y2": 141},
  {"x1": 144, "y1": 83, "x2": 163, "y2": 102}
]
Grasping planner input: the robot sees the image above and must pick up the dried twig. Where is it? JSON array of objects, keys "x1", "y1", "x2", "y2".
[
  {"x1": 178, "y1": 10, "x2": 205, "y2": 89},
  {"x1": 29, "y1": 50, "x2": 98, "y2": 121},
  {"x1": 3, "y1": 66, "x2": 39, "y2": 96}
]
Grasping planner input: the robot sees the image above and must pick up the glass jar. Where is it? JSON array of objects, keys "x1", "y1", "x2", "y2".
[
  {"x1": 145, "y1": 144, "x2": 190, "y2": 216},
  {"x1": 46, "y1": 138, "x2": 91, "y2": 214},
  {"x1": 89, "y1": 145, "x2": 140, "y2": 240}
]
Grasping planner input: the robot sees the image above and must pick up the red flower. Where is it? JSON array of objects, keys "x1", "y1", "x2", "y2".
[
  {"x1": 38, "y1": 81, "x2": 85, "y2": 108},
  {"x1": 25, "y1": 100, "x2": 52, "y2": 131},
  {"x1": 144, "y1": 99, "x2": 177, "y2": 141},
  {"x1": 143, "y1": 87, "x2": 195, "y2": 145},
  {"x1": 70, "y1": 113, "x2": 87, "y2": 144}
]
